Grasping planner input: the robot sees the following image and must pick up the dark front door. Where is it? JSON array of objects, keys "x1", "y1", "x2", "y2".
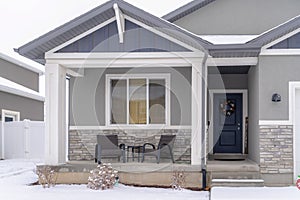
[{"x1": 213, "y1": 93, "x2": 243, "y2": 154}]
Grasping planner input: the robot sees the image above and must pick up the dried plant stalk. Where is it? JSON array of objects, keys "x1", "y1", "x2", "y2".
[
  {"x1": 171, "y1": 170, "x2": 186, "y2": 190},
  {"x1": 37, "y1": 166, "x2": 57, "y2": 188}
]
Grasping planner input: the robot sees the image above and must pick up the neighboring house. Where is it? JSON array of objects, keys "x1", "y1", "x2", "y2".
[
  {"x1": 15, "y1": 0, "x2": 300, "y2": 186},
  {"x1": 0, "y1": 52, "x2": 44, "y2": 158}
]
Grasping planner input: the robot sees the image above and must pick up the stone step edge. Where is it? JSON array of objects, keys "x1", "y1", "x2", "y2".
[{"x1": 212, "y1": 179, "x2": 264, "y2": 183}]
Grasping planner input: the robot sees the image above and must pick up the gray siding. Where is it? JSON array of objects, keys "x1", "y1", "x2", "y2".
[
  {"x1": 258, "y1": 55, "x2": 300, "y2": 120},
  {"x1": 173, "y1": 0, "x2": 300, "y2": 35},
  {"x1": 269, "y1": 32, "x2": 300, "y2": 49},
  {"x1": 0, "y1": 91, "x2": 44, "y2": 121},
  {"x1": 208, "y1": 74, "x2": 248, "y2": 89},
  {"x1": 0, "y1": 58, "x2": 39, "y2": 92},
  {"x1": 248, "y1": 66, "x2": 260, "y2": 163},
  {"x1": 58, "y1": 20, "x2": 189, "y2": 53},
  {"x1": 69, "y1": 67, "x2": 191, "y2": 126}
]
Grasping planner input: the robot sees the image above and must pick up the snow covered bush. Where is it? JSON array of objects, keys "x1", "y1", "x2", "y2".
[
  {"x1": 36, "y1": 166, "x2": 57, "y2": 188},
  {"x1": 171, "y1": 170, "x2": 186, "y2": 190},
  {"x1": 87, "y1": 163, "x2": 119, "y2": 190}
]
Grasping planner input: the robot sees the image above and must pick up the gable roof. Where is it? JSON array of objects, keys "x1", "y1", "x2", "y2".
[
  {"x1": 15, "y1": 0, "x2": 211, "y2": 65},
  {"x1": 247, "y1": 15, "x2": 300, "y2": 47},
  {"x1": 0, "y1": 52, "x2": 44, "y2": 75},
  {"x1": 162, "y1": 0, "x2": 216, "y2": 22}
]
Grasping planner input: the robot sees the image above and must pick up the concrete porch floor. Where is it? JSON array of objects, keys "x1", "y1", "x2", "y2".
[
  {"x1": 39, "y1": 161, "x2": 204, "y2": 189},
  {"x1": 38, "y1": 159, "x2": 260, "y2": 189}
]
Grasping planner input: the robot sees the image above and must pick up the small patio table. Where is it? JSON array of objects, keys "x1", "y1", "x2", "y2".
[{"x1": 126, "y1": 145, "x2": 143, "y2": 162}]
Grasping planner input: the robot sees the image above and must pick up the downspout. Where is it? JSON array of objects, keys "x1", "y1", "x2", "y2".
[{"x1": 201, "y1": 49, "x2": 209, "y2": 190}]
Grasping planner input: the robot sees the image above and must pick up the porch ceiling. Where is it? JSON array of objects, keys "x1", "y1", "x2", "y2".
[{"x1": 208, "y1": 66, "x2": 251, "y2": 74}]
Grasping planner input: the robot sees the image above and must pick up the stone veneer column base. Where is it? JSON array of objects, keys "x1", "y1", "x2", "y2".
[
  {"x1": 259, "y1": 125, "x2": 294, "y2": 185},
  {"x1": 69, "y1": 129, "x2": 192, "y2": 163}
]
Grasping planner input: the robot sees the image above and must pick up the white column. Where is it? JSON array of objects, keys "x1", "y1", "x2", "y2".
[
  {"x1": 45, "y1": 63, "x2": 67, "y2": 165},
  {"x1": 191, "y1": 63, "x2": 203, "y2": 165}
]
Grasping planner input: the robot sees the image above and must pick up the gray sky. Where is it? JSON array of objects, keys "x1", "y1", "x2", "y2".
[{"x1": 0, "y1": 0, "x2": 192, "y2": 69}]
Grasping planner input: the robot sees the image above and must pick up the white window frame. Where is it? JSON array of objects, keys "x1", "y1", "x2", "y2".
[
  {"x1": 105, "y1": 74, "x2": 171, "y2": 127},
  {"x1": 1, "y1": 109, "x2": 20, "y2": 122}
]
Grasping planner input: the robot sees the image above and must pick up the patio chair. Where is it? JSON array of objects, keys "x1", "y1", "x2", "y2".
[
  {"x1": 141, "y1": 135, "x2": 176, "y2": 164},
  {"x1": 95, "y1": 135, "x2": 125, "y2": 164}
]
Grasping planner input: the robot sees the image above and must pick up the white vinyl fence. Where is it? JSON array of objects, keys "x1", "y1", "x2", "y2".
[{"x1": 1, "y1": 120, "x2": 45, "y2": 160}]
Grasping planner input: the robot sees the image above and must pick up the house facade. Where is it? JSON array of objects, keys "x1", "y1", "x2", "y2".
[
  {"x1": 0, "y1": 52, "x2": 45, "y2": 158},
  {"x1": 16, "y1": 0, "x2": 300, "y2": 185}
]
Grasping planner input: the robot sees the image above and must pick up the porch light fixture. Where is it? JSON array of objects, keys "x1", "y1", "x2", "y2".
[{"x1": 272, "y1": 93, "x2": 281, "y2": 102}]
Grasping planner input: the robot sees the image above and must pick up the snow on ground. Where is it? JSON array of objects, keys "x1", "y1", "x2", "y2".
[
  {"x1": 0, "y1": 159, "x2": 209, "y2": 200},
  {"x1": 211, "y1": 187, "x2": 300, "y2": 200}
]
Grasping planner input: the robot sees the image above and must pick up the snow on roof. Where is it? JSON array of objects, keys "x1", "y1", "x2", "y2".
[
  {"x1": 0, "y1": 52, "x2": 44, "y2": 75},
  {"x1": 0, "y1": 76, "x2": 44, "y2": 102},
  {"x1": 198, "y1": 35, "x2": 259, "y2": 45}
]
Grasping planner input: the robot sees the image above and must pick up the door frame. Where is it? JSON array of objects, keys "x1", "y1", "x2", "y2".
[{"x1": 208, "y1": 89, "x2": 248, "y2": 154}]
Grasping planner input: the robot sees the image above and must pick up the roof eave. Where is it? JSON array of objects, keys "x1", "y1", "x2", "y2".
[{"x1": 162, "y1": 0, "x2": 216, "y2": 22}]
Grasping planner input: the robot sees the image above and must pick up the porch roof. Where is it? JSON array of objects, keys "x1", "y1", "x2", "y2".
[
  {"x1": 14, "y1": 0, "x2": 211, "y2": 65},
  {"x1": 247, "y1": 15, "x2": 300, "y2": 47}
]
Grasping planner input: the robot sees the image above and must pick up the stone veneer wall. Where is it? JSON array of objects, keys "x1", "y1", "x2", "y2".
[
  {"x1": 69, "y1": 129, "x2": 191, "y2": 163},
  {"x1": 259, "y1": 125, "x2": 293, "y2": 174}
]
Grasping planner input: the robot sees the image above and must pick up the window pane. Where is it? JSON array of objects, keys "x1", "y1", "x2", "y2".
[
  {"x1": 111, "y1": 79, "x2": 127, "y2": 124},
  {"x1": 129, "y1": 79, "x2": 147, "y2": 124},
  {"x1": 149, "y1": 79, "x2": 165, "y2": 124}
]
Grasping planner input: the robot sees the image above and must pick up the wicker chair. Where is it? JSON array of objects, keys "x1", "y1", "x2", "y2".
[
  {"x1": 141, "y1": 135, "x2": 176, "y2": 164},
  {"x1": 95, "y1": 135, "x2": 125, "y2": 164}
]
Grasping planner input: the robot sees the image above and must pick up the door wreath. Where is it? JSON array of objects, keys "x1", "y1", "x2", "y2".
[{"x1": 220, "y1": 100, "x2": 236, "y2": 116}]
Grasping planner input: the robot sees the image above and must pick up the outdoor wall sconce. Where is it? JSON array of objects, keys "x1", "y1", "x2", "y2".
[{"x1": 272, "y1": 93, "x2": 281, "y2": 102}]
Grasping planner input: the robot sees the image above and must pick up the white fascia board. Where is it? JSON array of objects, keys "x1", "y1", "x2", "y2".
[
  {"x1": 45, "y1": 52, "x2": 203, "y2": 68},
  {"x1": 261, "y1": 27, "x2": 300, "y2": 50},
  {"x1": 46, "y1": 17, "x2": 116, "y2": 54},
  {"x1": 46, "y1": 13, "x2": 202, "y2": 57},
  {"x1": 125, "y1": 15, "x2": 201, "y2": 52},
  {"x1": 199, "y1": 35, "x2": 259, "y2": 45},
  {"x1": 260, "y1": 49, "x2": 300, "y2": 56},
  {"x1": 0, "y1": 52, "x2": 44, "y2": 75},
  {"x1": 207, "y1": 57, "x2": 258, "y2": 66},
  {"x1": 66, "y1": 69, "x2": 84, "y2": 77},
  {"x1": 0, "y1": 77, "x2": 44, "y2": 102}
]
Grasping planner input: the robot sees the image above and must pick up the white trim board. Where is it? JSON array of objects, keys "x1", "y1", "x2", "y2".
[
  {"x1": 260, "y1": 49, "x2": 300, "y2": 56},
  {"x1": 0, "y1": 76, "x2": 44, "y2": 102},
  {"x1": 294, "y1": 88, "x2": 300, "y2": 181},
  {"x1": 208, "y1": 89, "x2": 248, "y2": 155},
  {"x1": 262, "y1": 27, "x2": 300, "y2": 50},
  {"x1": 207, "y1": 57, "x2": 258, "y2": 66},
  {"x1": 69, "y1": 125, "x2": 191, "y2": 131},
  {"x1": 46, "y1": 13, "x2": 202, "y2": 56},
  {"x1": 45, "y1": 52, "x2": 203, "y2": 68},
  {"x1": 0, "y1": 52, "x2": 44, "y2": 75},
  {"x1": 46, "y1": 17, "x2": 116, "y2": 54}
]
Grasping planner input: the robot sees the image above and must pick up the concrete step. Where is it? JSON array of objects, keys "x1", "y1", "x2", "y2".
[
  {"x1": 212, "y1": 179, "x2": 264, "y2": 187},
  {"x1": 210, "y1": 153, "x2": 248, "y2": 160},
  {"x1": 211, "y1": 171, "x2": 261, "y2": 179}
]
